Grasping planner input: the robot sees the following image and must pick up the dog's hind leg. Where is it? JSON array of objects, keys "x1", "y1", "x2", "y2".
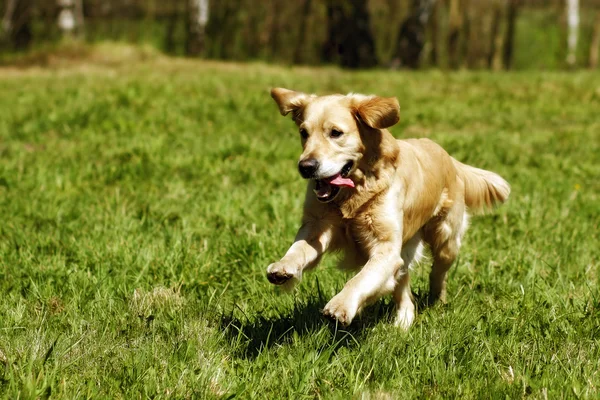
[
  {"x1": 425, "y1": 207, "x2": 469, "y2": 304},
  {"x1": 393, "y1": 233, "x2": 425, "y2": 329}
]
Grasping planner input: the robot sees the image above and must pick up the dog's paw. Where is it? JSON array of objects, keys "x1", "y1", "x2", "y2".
[
  {"x1": 427, "y1": 289, "x2": 447, "y2": 306},
  {"x1": 322, "y1": 294, "x2": 357, "y2": 327},
  {"x1": 266, "y1": 262, "x2": 300, "y2": 288},
  {"x1": 394, "y1": 303, "x2": 415, "y2": 330}
]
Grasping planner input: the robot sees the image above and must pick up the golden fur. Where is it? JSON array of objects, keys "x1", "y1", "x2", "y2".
[{"x1": 267, "y1": 88, "x2": 510, "y2": 329}]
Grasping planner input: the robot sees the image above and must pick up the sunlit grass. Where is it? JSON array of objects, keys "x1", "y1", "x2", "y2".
[{"x1": 0, "y1": 55, "x2": 599, "y2": 398}]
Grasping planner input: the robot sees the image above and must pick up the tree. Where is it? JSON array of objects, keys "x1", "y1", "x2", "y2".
[
  {"x1": 447, "y1": 0, "x2": 463, "y2": 69},
  {"x1": 1, "y1": 0, "x2": 16, "y2": 36},
  {"x1": 429, "y1": 2, "x2": 439, "y2": 67},
  {"x1": 488, "y1": 0, "x2": 504, "y2": 70},
  {"x1": 503, "y1": 0, "x2": 520, "y2": 70},
  {"x1": 57, "y1": 0, "x2": 85, "y2": 38},
  {"x1": 294, "y1": 0, "x2": 313, "y2": 64},
  {"x1": 2, "y1": 0, "x2": 33, "y2": 50},
  {"x1": 322, "y1": 0, "x2": 378, "y2": 69},
  {"x1": 164, "y1": 0, "x2": 184, "y2": 55},
  {"x1": 186, "y1": 0, "x2": 209, "y2": 56},
  {"x1": 393, "y1": 0, "x2": 437, "y2": 69},
  {"x1": 590, "y1": 12, "x2": 600, "y2": 69},
  {"x1": 565, "y1": 0, "x2": 579, "y2": 68}
]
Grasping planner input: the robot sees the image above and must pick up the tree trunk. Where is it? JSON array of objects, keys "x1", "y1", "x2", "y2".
[
  {"x1": 322, "y1": 0, "x2": 378, "y2": 69},
  {"x1": 164, "y1": 4, "x2": 179, "y2": 54},
  {"x1": 56, "y1": 0, "x2": 84, "y2": 38},
  {"x1": 164, "y1": 15, "x2": 176, "y2": 54},
  {"x1": 466, "y1": 2, "x2": 481, "y2": 69},
  {"x1": 447, "y1": 0, "x2": 462, "y2": 69},
  {"x1": 503, "y1": 0, "x2": 520, "y2": 70},
  {"x1": 3, "y1": 0, "x2": 33, "y2": 50},
  {"x1": 429, "y1": 1, "x2": 439, "y2": 67},
  {"x1": 394, "y1": 0, "x2": 438, "y2": 69},
  {"x1": 74, "y1": 0, "x2": 84, "y2": 37},
  {"x1": 269, "y1": 0, "x2": 282, "y2": 59},
  {"x1": 321, "y1": 1, "x2": 342, "y2": 64},
  {"x1": 488, "y1": 2, "x2": 503, "y2": 70},
  {"x1": 565, "y1": 0, "x2": 579, "y2": 68},
  {"x1": 2, "y1": 0, "x2": 17, "y2": 36},
  {"x1": 460, "y1": 0, "x2": 471, "y2": 69},
  {"x1": 57, "y1": 0, "x2": 76, "y2": 37},
  {"x1": 590, "y1": 12, "x2": 600, "y2": 69},
  {"x1": 293, "y1": 0, "x2": 313, "y2": 64},
  {"x1": 38, "y1": 1, "x2": 55, "y2": 41},
  {"x1": 208, "y1": 0, "x2": 236, "y2": 59},
  {"x1": 186, "y1": 0, "x2": 209, "y2": 56}
]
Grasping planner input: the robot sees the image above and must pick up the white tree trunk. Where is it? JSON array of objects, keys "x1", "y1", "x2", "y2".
[
  {"x1": 58, "y1": 0, "x2": 76, "y2": 34},
  {"x1": 566, "y1": 0, "x2": 579, "y2": 67},
  {"x1": 199, "y1": 0, "x2": 209, "y2": 27},
  {"x1": 187, "y1": 0, "x2": 209, "y2": 56},
  {"x1": 57, "y1": 0, "x2": 83, "y2": 37}
]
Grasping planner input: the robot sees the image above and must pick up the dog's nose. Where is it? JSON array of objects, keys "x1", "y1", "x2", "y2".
[{"x1": 298, "y1": 159, "x2": 319, "y2": 178}]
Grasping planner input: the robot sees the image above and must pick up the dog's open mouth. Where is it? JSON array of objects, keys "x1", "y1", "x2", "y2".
[{"x1": 313, "y1": 161, "x2": 355, "y2": 202}]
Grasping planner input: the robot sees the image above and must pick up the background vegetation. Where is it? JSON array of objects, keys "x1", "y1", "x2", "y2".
[
  {"x1": 0, "y1": 50, "x2": 598, "y2": 398},
  {"x1": 2, "y1": 0, "x2": 600, "y2": 70}
]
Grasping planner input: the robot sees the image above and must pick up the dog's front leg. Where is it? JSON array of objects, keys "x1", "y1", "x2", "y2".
[
  {"x1": 266, "y1": 220, "x2": 336, "y2": 290},
  {"x1": 323, "y1": 240, "x2": 403, "y2": 326}
]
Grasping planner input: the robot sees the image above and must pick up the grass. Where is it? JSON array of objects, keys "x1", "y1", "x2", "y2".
[{"x1": 0, "y1": 50, "x2": 599, "y2": 398}]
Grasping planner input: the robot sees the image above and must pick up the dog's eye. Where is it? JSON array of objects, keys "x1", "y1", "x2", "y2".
[
  {"x1": 299, "y1": 128, "x2": 308, "y2": 139},
  {"x1": 331, "y1": 129, "x2": 344, "y2": 138}
]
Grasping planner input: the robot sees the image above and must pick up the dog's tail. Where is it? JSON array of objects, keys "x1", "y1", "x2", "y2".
[{"x1": 453, "y1": 159, "x2": 510, "y2": 214}]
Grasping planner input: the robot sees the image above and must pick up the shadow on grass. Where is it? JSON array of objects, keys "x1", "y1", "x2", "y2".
[{"x1": 219, "y1": 287, "x2": 436, "y2": 359}]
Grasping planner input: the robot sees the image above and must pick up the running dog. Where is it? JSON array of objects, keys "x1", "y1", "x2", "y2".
[{"x1": 266, "y1": 88, "x2": 510, "y2": 329}]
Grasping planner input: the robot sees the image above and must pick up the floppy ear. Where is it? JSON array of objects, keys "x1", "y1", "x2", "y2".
[
  {"x1": 270, "y1": 88, "x2": 312, "y2": 118},
  {"x1": 354, "y1": 96, "x2": 400, "y2": 129}
]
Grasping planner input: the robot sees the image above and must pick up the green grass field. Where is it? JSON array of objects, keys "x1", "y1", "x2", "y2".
[{"x1": 0, "y1": 52, "x2": 599, "y2": 398}]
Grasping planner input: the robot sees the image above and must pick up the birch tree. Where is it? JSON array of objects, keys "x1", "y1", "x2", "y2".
[
  {"x1": 187, "y1": 0, "x2": 209, "y2": 56},
  {"x1": 565, "y1": 0, "x2": 579, "y2": 68},
  {"x1": 57, "y1": 0, "x2": 84, "y2": 38}
]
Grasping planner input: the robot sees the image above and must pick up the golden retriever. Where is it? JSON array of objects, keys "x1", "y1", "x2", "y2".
[{"x1": 266, "y1": 88, "x2": 510, "y2": 329}]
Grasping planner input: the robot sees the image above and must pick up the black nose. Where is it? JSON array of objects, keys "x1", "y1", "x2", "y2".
[{"x1": 298, "y1": 159, "x2": 319, "y2": 178}]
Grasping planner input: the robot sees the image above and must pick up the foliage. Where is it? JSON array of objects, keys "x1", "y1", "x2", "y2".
[
  {"x1": 2, "y1": 0, "x2": 600, "y2": 69},
  {"x1": 0, "y1": 53, "x2": 599, "y2": 398}
]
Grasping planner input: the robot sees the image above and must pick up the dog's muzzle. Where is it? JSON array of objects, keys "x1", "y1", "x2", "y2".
[{"x1": 298, "y1": 158, "x2": 319, "y2": 179}]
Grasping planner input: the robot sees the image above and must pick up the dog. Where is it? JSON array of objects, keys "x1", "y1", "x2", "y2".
[{"x1": 266, "y1": 88, "x2": 510, "y2": 329}]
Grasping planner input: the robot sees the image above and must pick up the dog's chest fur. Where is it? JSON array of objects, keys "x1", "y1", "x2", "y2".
[{"x1": 336, "y1": 186, "x2": 400, "y2": 256}]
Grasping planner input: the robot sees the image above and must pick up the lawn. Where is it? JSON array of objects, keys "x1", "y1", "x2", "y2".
[{"x1": 0, "y1": 51, "x2": 599, "y2": 398}]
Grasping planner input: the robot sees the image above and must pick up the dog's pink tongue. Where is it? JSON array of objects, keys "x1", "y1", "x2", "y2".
[{"x1": 327, "y1": 174, "x2": 355, "y2": 188}]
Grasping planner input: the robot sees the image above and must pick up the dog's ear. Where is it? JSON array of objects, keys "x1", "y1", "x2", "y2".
[
  {"x1": 271, "y1": 88, "x2": 312, "y2": 118},
  {"x1": 353, "y1": 96, "x2": 400, "y2": 130}
]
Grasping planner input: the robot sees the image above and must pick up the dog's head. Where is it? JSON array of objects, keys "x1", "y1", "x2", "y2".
[{"x1": 271, "y1": 88, "x2": 400, "y2": 203}]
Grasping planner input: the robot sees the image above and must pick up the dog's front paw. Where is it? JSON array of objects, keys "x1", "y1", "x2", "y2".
[
  {"x1": 322, "y1": 293, "x2": 357, "y2": 327},
  {"x1": 266, "y1": 262, "x2": 300, "y2": 288},
  {"x1": 394, "y1": 302, "x2": 415, "y2": 330}
]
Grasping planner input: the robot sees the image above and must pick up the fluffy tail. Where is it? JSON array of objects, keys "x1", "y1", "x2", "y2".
[{"x1": 453, "y1": 159, "x2": 510, "y2": 214}]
